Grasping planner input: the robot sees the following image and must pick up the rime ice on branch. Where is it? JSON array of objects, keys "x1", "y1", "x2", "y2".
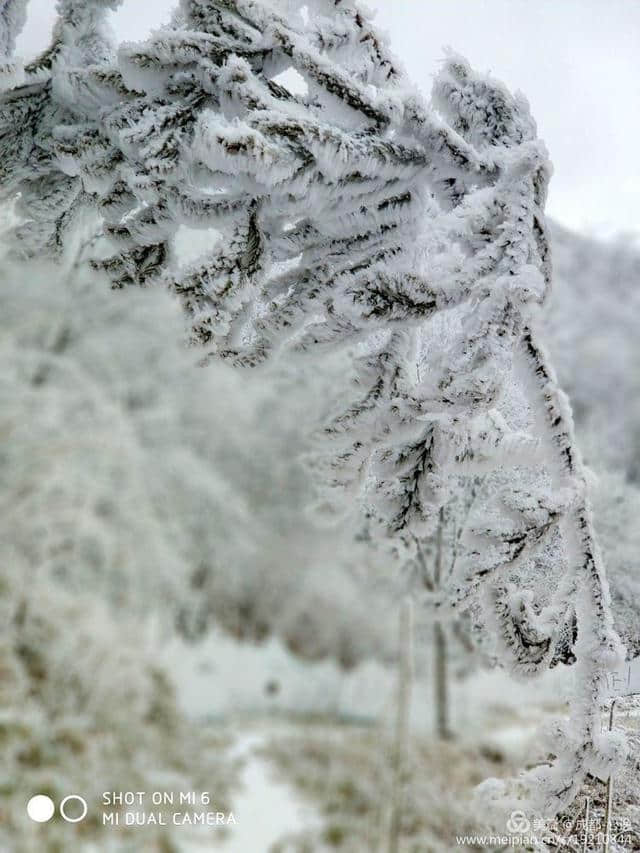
[
  {"x1": 0, "y1": 0, "x2": 124, "y2": 257},
  {"x1": 1, "y1": 0, "x2": 625, "y2": 815}
]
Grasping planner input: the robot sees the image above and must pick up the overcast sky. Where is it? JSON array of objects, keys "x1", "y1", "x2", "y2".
[{"x1": 15, "y1": 0, "x2": 640, "y2": 237}]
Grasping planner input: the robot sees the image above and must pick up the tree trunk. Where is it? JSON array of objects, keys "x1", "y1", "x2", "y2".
[
  {"x1": 387, "y1": 597, "x2": 413, "y2": 853},
  {"x1": 434, "y1": 620, "x2": 451, "y2": 740},
  {"x1": 433, "y1": 508, "x2": 452, "y2": 739}
]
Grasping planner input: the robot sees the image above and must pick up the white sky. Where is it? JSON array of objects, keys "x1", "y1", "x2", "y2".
[{"x1": 15, "y1": 0, "x2": 640, "y2": 236}]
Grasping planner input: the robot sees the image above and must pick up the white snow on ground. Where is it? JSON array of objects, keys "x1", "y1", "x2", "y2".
[
  {"x1": 164, "y1": 629, "x2": 397, "y2": 721},
  {"x1": 181, "y1": 731, "x2": 320, "y2": 852},
  {"x1": 163, "y1": 629, "x2": 569, "y2": 731},
  {"x1": 164, "y1": 630, "x2": 572, "y2": 851},
  {"x1": 221, "y1": 732, "x2": 320, "y2": 851}
]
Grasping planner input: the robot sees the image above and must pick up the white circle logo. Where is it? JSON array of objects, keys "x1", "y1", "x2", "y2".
[
  {"x1": 507, "y1": 810, "x2": 531, "y2": 833},
  {"x1": 27, "y1": 795, "x2": 55, "y2": 823},
  {"x1": 59, "y1": 795, "x2": 88, "y2": 823}
]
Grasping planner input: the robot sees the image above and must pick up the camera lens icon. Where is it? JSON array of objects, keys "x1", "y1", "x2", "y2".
[{"x1": 27, "y1": 794, "x2": 88, "y2": 823}]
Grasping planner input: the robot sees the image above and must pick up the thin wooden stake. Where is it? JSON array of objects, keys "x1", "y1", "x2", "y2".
[
  {"x1": 433, "y1": 510, "x2": 451, "y2": 740},
  {"x1": 603, "y1": 699, "x2": 616, "y2": 853}
]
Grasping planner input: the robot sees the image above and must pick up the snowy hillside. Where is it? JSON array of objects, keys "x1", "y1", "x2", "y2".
[{"x1": 545, "y1": 222, "x2": 640, "y2": 480}]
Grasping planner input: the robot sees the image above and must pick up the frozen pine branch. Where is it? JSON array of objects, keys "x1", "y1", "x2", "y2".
[{"x1": 0, "y1": 0, "x2": 124, "y2": 258}]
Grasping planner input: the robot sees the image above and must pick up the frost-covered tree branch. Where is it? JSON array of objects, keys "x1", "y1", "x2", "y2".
[
  {"x1": 0, "y1": 0, "x2": 123, "y2": 258},
  {"x1": 0, "y1": 0, "x2": 625, "y2": 818}
]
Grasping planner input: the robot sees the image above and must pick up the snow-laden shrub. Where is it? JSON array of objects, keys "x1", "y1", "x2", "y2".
[
  {"x1": 0, "y1": 548, "x2": 234, "y2": 852},
  {"x1": 0, "y1": 258, "x2": 399, "y2": 667}
]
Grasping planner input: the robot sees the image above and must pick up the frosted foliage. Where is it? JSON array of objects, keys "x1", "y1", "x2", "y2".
[
  {"x1": 0, "y1": 259, "x2": 399, "y2": 667},
  {"x1": 590, "y1": 473, "x2": 640, "y2": 660},
  {"x1": 0, "y1": 0, "x2": 125, "y2": 260},
  {"x1": 0, "y1": 0, "x2": 624, "y2": 817},
  {"x1": 0, "y1": 556, "x2": 233, "y2": 851}
]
